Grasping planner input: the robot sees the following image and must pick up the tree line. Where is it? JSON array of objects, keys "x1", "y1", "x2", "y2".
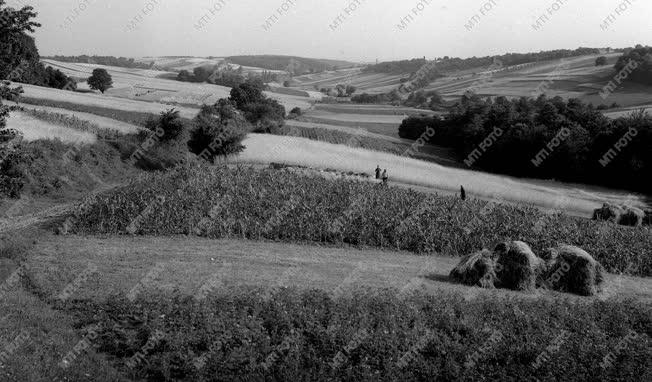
[
  {"x1": 399, "y1": 94, "x2": 652, "y2": 193},
  {"x1": 43, "y1": 55, "x2": 154, "y2": 70},
  {"x1": 364, "y1": 47, "x2": 602, "y2": 75},
  {"x1": 615, "y1": 45, "x2": 652, "y2": 85}
]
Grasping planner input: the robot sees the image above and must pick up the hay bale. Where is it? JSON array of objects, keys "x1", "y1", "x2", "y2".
[
  {"x1": 540, "y1": 245, "x2": 604, "y2": 296},
  {"x1": 592, "y1": 203, "x2": 624, "y2": 223},
  {"x1": 494, "y1": 241, "x2": 544, "y2": 291},
  {"x1": 449, "y1": 249, "x2": 497, "y2": 288},
  {"x1": 644, "y1": 210, "x2": 652, "y2": 226},
  {"x1": 618, "y1": 206, "x2": 645, "y2": 227}
]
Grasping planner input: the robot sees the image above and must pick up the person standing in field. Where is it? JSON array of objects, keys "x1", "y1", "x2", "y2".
[
  {"x1": 460, "y1": 186, "x2": 466, "y2": 201},
  {"x1": 382, "y1": 170, "x2": 388, "y2": 185},
  {"x1": 375, "y1": 165, "x2": 381, "y2": 180}
]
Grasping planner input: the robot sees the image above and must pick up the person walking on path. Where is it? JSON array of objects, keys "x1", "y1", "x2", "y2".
[
  {"x1": 460, "y1": 186, "x2": 466, "y2": 201},
  {"x1": 375, "y1": 165, "x2": 381, "y2": 180},
  {"x1": 382, "y1": 169, "x2": 388, "y2": 185}
]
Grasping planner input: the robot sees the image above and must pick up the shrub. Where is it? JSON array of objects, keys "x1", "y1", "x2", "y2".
[
  {"x1": 595, "y1": 56, "x2": 608, "y2": 66},
  {"x1": 229, "y1": 82, "x2": 285, "y2": 125},
  {"x1": 187, "y1": 100, "x2": 249, "y2": 162},
  {"x1": 145, "y1": 109, "x2": 184, "y2": 142}
]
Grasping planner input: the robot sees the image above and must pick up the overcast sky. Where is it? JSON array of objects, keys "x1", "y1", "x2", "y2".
[{"x1": 15, "y1": 0, "x2": 651, "y2": 62}]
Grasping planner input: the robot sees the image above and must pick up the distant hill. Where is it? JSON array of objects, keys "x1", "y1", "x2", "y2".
[
  {"x1": 225, "y1": 55, "x2": 357, "y2": 75},
  {"x1": 365, "y1": 47, "x2": 602, "y2": 74}
]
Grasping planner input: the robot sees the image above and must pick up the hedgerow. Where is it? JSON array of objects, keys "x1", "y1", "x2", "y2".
[{"x1": 70, "y1": 165, "x2": 652, "y2": 276}]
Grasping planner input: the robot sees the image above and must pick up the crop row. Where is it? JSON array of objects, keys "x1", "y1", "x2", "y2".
[{"x1": 70, "y1": 165, "x2": 652, "y2": 276}]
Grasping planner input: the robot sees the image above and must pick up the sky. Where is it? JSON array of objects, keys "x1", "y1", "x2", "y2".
[{"x1": 11, "y1": 0, "x2": 652, "y2": 62}]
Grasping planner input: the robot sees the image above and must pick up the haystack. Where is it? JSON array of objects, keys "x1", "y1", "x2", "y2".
[
  {"x1": 619, "y1": 206, "x2": 645, "y2": 227},
  {"x1": 494, "y1": 241, "x2": 544, "y2": 291},
  {"x1": 644, "y1": 210, "x2": 652, "y2": 226},
  {"x1": 592, "y1": 203, "x2": 624, "y2": 223},
  {"x1": 449, "y1": 249, "x2": 497, "y2": 288},
  {"x1": 540, "y1": 245, "x2": 604, "y2": 296}
]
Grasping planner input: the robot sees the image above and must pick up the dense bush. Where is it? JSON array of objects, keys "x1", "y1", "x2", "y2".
[
  {"x1": 0, "y1": 81, "x2": 26, "y2": 198},
  {"x1": 187, "y1": 100, "x2": 249, "y2": 162},
  {"x1": 62, "y1": 288, "x2": 651, "y2": 381},
  {"x1": 70, "y1": 166, "x2": 652, "y2": 276},
  {"x1": 614, "y1": 45, "x2": 652, "y2": 85},
  {"x1": 145, "y1": 109, "x2": 185, "y2": 142},
  {"x1": 229, "y1": 81, "x2": 285, "y2": 126},
  {"x1": 596, "y1": 56, "x2": 608, "y2": 66},
  {"x1": 350, "y1": 91, "x2": 401, "y2": 104},
  {"x1": 400, "y1": 95, "x2": 652, "y2": 193}
]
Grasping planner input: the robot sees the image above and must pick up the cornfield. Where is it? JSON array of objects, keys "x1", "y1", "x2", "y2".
[{"x1": 70, "y1": 165, "x2": 652, "y2": 276}]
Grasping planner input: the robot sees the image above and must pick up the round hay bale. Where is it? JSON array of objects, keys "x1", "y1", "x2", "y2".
[
  {"x1": 618, "y1": 206, "x2": 645, "y2": 227},
  {"x1": 540, "y1": 245, "x2": 604, "y2": 296},
  {"x1": 449, "y1": 249, "x2": 497, "y2": 288},
  {"x1": 592, "y1": 203, "x2": 624, "y2": 223},
  {"x1": 495, "y1": 241, "x2": 544, "y2": 291}
]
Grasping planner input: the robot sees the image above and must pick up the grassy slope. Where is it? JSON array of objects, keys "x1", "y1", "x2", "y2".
[
  {"x1": 235, "y1": 134, "x2": 649, "y2": 216},
  {"x1": 2, "y1": 227, "x2": 650, "y2": 382}
]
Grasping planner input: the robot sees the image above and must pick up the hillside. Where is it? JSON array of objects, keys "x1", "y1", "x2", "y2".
[{"x1": 226, "y1": 55, "x2": 357, "y2": 74}]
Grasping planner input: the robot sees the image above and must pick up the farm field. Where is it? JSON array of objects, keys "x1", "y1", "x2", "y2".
[
  {"x1": 15, "y1": 82, "x2": 202, "y2": 119},
  {"x1": 6, "y1": 111, "x2": 96, "y2": 144},
  {"x1": 40, "y1": 59, "x2": 314, "y2": 111},
  {"x1": 24, "y1": 234, "x2": 652, "y2": 304},
  {"x1": 235, "y1": 134, "x2": 650, "y2": 217},
  {"x1": 7, "y1": 101, "x2": 141, "y2": 135}
]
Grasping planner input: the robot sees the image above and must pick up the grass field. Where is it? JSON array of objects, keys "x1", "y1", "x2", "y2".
[{"x1": 6, "y1": 111, "x2": 97, "y2": 144}]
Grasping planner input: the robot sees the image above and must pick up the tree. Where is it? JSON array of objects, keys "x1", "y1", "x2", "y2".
[
  {"x1": 145, "y1": 109, "x2": 184, "y2": 142},
  {"x1": 345, "y1": 85, "x2": 357, "y2": 96},
  {"x1": 177, "y1": 70, "x2": 192, "y2": 82},
  {"x1": 87, "y1": 68, "x2": 113, "y2": 93},
  {"x1": 595, "y1": 56, "x2": 608, "y2": 66},
  {"x1": 188, "y1": 100, "x2": 249, "y2": 162}
]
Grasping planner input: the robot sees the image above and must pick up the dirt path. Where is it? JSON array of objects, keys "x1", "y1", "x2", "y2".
[{"x1": 26, "y1": 234, "x2": 652, "y2": 304}]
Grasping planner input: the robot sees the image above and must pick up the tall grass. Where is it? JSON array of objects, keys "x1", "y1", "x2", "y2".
[{"x1": 70, "y1": 165, "x2": 652, "y2": 276}]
